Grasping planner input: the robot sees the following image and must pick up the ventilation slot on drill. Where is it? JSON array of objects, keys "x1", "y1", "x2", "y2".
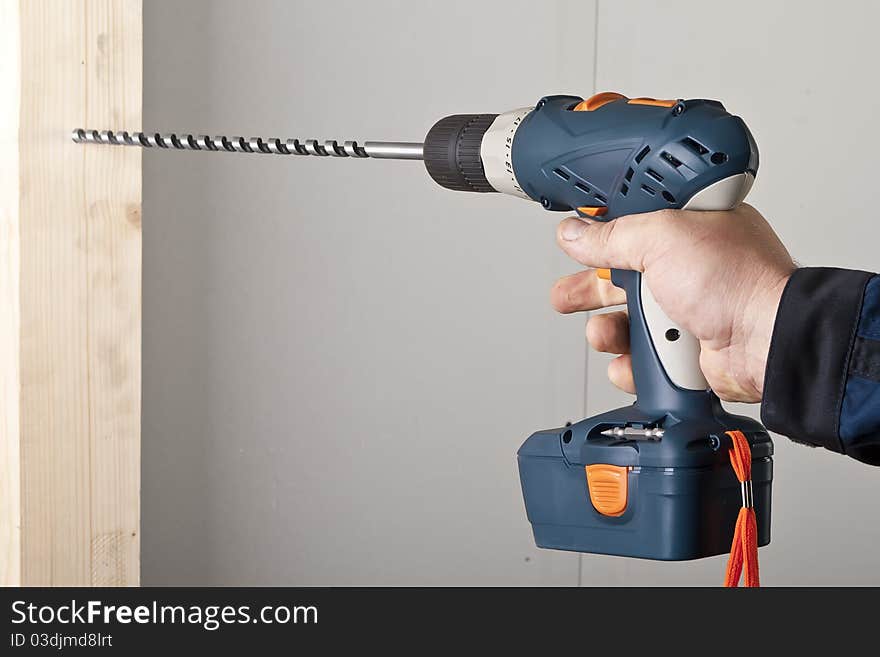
[
  {"x1": 553, "y1": 168, "x2": 570, "y2": 181},
  {"x1": 660, "y1": 151, "x2": 682, "y2": 168},
  {"x1": 662, "y1": 191, "x2": 676, "y2": 203},
  {"x1": 620, "y1": 183, "x2": 629, "y2": 196},
  {"x1": 575, "y1": 182, "x2": 591, "y2": 195},
  {"x1": 635, "y1": 146, "x2": 650, "y2": 164},
  {"x1": 595, "y1": 193, "x2": 608, "y2": 204},
  {"x1": 646, "y1": 169, "x2": 664, "y2": 183},
  {"x1": 681, "y1": 137, "x2": 709, "y2": 155},
  {"x1": 625, "y1": 168, "x2": 634, "y2": 182},
  {"x1": 641, "y1": 184, "x2": 656, "y2": 196}
]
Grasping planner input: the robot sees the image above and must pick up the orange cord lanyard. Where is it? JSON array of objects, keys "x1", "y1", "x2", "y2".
[{"x1": 723, "y1": 430, "x2": 760, "y2": 587}]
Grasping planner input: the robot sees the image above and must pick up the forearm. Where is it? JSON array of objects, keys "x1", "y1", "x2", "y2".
[{"x1": 761, "y1": 267, "x2": 880, "y2": 465}]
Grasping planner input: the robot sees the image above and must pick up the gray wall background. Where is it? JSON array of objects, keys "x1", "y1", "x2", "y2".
[{"x1": 143, "y1": 0, "x2": 880, "y2": 586}]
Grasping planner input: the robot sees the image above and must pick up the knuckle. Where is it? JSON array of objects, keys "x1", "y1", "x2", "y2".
[
  {"x1": 607, "y1": 357, "x2": 634, "y2": 392},
  {"x1": 600, "y1": 219, "x2": 618, "y2": 244},
  {"x1": 599, "y1": 282, "x2": 624, "y2": 306},
  {"x1": 652, "y1": 208, "x2": 679, "y2": 226},
  {"x1": 585, "y1": 316, "x2": 603, "y2": 347},
  {"x1": 551, "y1": 280, "x2": 576, "y2": 313},
  {"x1": 594, "y1": 221, "x2": 618, "y2": 255}
]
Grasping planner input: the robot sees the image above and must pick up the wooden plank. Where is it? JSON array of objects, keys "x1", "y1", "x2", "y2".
[
  {"x1": 0, "y1": 0, "x2": 23, "y2": 588},
  {"x1": 0, "y1": 0, "x2": 141, "y2": 586}
]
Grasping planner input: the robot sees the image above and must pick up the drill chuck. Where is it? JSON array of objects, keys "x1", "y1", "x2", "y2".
[{"x1": 422, "y1": 114, "x2": 498, "y2": 193}]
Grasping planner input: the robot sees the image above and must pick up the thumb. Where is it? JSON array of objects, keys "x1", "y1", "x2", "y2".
[{"x1": 556, "y1": 211, "x2": 665, "y2": 272}]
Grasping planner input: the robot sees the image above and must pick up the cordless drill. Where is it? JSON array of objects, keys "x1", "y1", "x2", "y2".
[
  {"x1": 420, "y1": 92, "x2": 771, "y2": 560},
  {"x1": 74, "y1": 91, "x2": 773, "y2": 561}
]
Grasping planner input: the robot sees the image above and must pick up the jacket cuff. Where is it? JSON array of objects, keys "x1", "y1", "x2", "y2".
[{"x1": 761, "y1": 267, "x2": 874, "y2": 452}]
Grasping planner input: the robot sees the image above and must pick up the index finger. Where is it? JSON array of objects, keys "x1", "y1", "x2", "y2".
[{"x1": 551, "y1": 269, "x2": 627, "y2": 314}]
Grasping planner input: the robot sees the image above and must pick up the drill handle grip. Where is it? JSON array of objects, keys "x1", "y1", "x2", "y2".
[
  {"x1": 610, "y1": 269, "x2": 712, "y2": 416},
  {"x1": 606, "y1": 173, "x2": 756, "y2": 416}
]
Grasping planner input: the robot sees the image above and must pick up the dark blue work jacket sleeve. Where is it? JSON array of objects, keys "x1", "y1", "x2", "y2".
[{"x1": 762, "y1": 267, "x2": 880, "y2": 465}]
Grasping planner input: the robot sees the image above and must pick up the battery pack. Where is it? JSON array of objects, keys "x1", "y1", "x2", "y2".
[{"x1": 518, "y1": 415, "x2": 772, "y2": 561}]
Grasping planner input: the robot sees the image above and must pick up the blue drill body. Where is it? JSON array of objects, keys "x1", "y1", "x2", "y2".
[{"x1": 422, "y1": 92, "x2": 772, "y2": 561}]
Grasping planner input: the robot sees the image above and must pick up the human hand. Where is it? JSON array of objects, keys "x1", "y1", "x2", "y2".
[{"x1": 551, "y1": 204, "x2": 795, "y2": 403}]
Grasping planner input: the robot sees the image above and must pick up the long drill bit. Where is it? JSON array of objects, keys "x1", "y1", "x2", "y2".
[{"x1": 71, "y1": 129, "x2": 424, "y2": 160}]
